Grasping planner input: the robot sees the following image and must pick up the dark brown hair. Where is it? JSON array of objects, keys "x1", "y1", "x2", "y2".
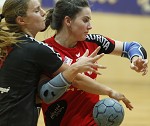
[{"x1": 45, "y1": 0, "x2": 90, "y2": 31}]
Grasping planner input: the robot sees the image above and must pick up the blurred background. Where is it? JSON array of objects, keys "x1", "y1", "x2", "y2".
[{"x1": 1, "y1": 0, "x2": 150, "y2": 125}]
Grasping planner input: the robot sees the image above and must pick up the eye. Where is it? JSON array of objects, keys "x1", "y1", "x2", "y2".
[
  {"x1": 35, "y1": 9, "x2": 40, "y2": 13},
  {"x1": 83, "y1": 18, "x2": 90, "y2": 23},
  {"x1": 35, "y1": 7, "x2": 40, "y2": 13}
]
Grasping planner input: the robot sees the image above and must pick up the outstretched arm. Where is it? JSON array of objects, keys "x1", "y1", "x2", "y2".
[
  {"x1": 73, "y1": 73, "x2": 133, "y2": 110},
  {"x1": 86, "y1": 34, "x2": 148, "y2": 75},
  {"x1": 38, "y1": 63, "x2": 133, "y2": 110},
  {"x1": 38, "y1": 68, "x2": 133, "y2": 110}
]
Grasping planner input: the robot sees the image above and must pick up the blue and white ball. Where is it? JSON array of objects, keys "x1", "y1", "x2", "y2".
[{"x1": 93, "y1": 98, "x2": 124, "y2": 126}]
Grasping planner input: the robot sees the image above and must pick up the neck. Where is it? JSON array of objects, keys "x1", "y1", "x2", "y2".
[
  {"x1": 26, "y1": 32, "x2": 35, "y2": 38},
  {"x1": 55, "y1": 30, "x2": 77, "y2": 48},
  {"x1": 23, "y1": 28, "x2": 37, "y2": 38}
]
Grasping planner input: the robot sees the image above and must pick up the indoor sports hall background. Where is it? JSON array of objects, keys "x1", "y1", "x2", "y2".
[{"x1": 0, "y1": 0, "x2": 150, "y2": 126}]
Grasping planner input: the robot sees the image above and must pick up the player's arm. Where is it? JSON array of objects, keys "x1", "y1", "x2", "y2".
[
  {"x1": 38, "y1": 65, "x2": 133, "y2": 110},
  {"x1": 113, "y1": 40, "x2": 148, "y2": 75},
  {"x1": 38, "y1": 60, "x2": 133, "y2": 109},
  {"x1": 37, "y1": 49, "x2": 104, "y2": 104},
  {"x1": 86, "y1": 34, "x2": 148, "y2": 75},
  {"x1": 72, "y1": 73, "x2": 133, "y2": 110}
]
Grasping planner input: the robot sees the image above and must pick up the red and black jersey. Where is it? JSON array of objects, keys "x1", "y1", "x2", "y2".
[
  {"x1": 42, "y1": 34, "x2": 115, "y2": 126},
  {"x1": 0, "y1": 34, "x2": 63, "y2": 126}
]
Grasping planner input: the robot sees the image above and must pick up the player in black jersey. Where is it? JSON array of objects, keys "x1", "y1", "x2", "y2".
[{"x1": 0, "y1": 0, "x2": 107, "y2": 126}]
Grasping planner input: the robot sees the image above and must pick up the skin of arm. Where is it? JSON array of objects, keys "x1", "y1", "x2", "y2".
[
  {"x1": 52, "y1": 62, "x2": 133, "y2": 110},
  {"x1": 110, "y1": 41, "x2": 123, "y2": 56},
  {"x1": 48, "y1": 44, "x2": 133, "y2": 110}
]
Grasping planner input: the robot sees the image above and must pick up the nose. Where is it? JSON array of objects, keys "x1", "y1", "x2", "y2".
[
  {"x1": 40, "y1": 8, "x2": 46, "y2": 17},
  {"x1": 87, "y1": 22, "x2": 92, "y2": 30},
  {"x1": 88, "y1": 26, "x2": 92, "y2": 30}
]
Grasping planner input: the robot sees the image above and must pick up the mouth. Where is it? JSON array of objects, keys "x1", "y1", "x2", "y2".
[{"x1": 84, "y1": 32, "x2": 88, "y2": 35}]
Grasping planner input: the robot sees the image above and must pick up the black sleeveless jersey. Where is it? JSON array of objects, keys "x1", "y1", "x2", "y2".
[{"x1": 0, "y1": 35, "x2": 63, "y2": 126}]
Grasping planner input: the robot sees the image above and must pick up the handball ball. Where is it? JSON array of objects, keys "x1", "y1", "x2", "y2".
[{"x1": 93, "y1": 98, "x2": 124, "y2": 126}]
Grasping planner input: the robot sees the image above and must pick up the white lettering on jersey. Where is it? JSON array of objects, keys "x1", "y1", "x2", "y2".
[
  {"x1": 0, "y1": 87, "x2": 10, "y2": 94},
  {"x1": 64, "y1": 56, "x2": 73, "y2": 66},
  {"x1": 50, "y1": 104, "x2": 65, "y2": 119},
  {"x1": 67, "y1": 87, "x2": 84, "y2": 94},
  {"x1": 26, "y1": 34, "x2": 62, "y2": 60},
  {"x1": 86, "y1": 34, "x2": 110, "y2": 51}
]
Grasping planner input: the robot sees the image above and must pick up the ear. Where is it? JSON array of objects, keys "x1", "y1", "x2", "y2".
[
  {"x1": 64, "y1": 16, "x2": 72, "y2": 27},
  {"x1": 16, "y1": 16, "x2": 26, "y2": 26}
]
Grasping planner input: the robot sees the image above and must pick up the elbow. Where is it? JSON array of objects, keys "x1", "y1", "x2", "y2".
[
  {"x1": 39, "y1": 89, "x2": 54, "y2": 104},
  {"x1": 40, "y1": 89, "x2": 53, "y2": 104},
  {"x1": 38, "y1": 82, "x2": 68, "y2": 104}
]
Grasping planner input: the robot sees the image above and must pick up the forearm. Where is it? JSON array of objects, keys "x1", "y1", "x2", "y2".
[
  {"x1": 73, "y1": 73, "x2": 113, "y2": 96},
  {"x1": 38, "y1": 73, "x2": 71, "y2": 103},
  {"x1": 52, "y1": 63, "x2": 83, "y2": 83},
  {"x1": 61, "y1": 63, "x2": 81, "y2": 83}
]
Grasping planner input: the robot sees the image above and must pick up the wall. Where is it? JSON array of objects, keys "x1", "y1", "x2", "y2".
[{"x1": 41, "y1": 0, "x2": 150, "y2": 15}]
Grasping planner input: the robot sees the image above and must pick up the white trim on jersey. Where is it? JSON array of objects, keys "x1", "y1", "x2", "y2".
[{"x1": 25, "y1": 34, "x2": 62, "y2": 60}]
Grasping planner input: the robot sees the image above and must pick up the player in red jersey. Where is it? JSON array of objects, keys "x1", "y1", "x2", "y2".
[
  {"x1": 0, "y1": 0, "x2": 112, "y2": 125},
  {"x1": 41, "y1": 0, "x2": 148, "y2": 126}
]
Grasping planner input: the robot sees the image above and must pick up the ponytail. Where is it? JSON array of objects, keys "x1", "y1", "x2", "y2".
[
  {"x1": 0, "y1": 16, "x2": 18, "y2": 58},
  {"x1": 43, "y1": 9, "x2": 54, "y2": 31},
  {"x1": 46, "y1": 9, "x2": 54, "y2": 28}
]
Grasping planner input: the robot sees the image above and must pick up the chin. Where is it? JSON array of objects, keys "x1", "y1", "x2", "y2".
[
  {"x1": 76, "y1": 34, "x2": 86, "y2": 41},
  {"x1": 40, "y1": 27, "x2": 46, "y2": 32},
  {"x1": 82, "y1": 35, "x2": 87, "y2": 40},
  {"x1": 78, "y1": 38, "x2": 86, "y2": 42}
]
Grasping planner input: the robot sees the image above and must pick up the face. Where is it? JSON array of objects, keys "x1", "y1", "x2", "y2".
[
  {"x1": 21, "y1": 0, "x2": 46, "y2": 37},
  {"x1": 69, "y1": 7, "x2": 92, "y2": 41}
]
